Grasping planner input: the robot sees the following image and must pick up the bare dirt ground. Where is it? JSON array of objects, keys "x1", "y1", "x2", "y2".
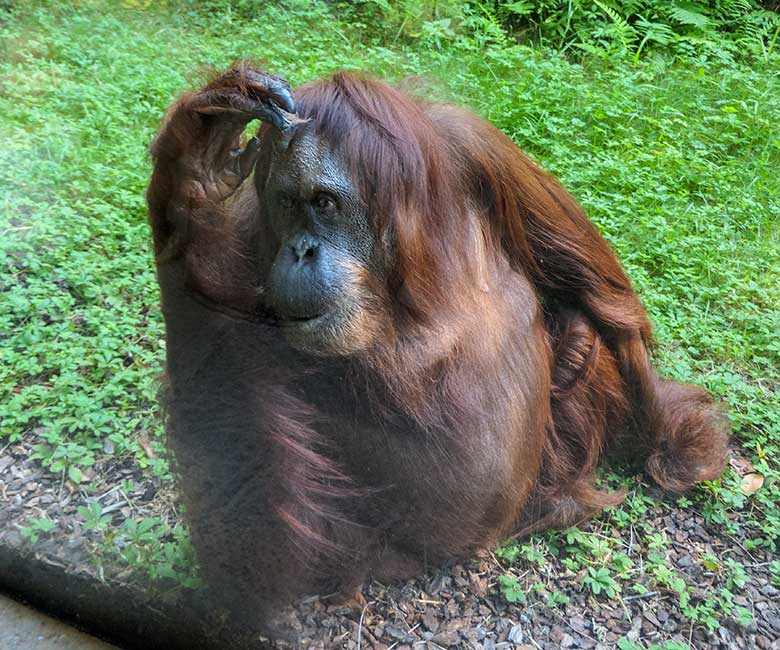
[{"x1": 1, "y1": 436, "x2": 778, "y2": 649}]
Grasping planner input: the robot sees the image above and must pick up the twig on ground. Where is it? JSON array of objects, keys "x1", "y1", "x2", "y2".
[
  {"x1": 623, "y1": 591, "x2": 659, "y2": 602},
  {"x1": 57, "y1": 468, "x2": 66, "y2": 502},
  {"x1": 356, "y1": 600, "x2": 370, "y2": 650},
  {"x1": 117, "y1": 489, "x2": 135, "y2": 515}
]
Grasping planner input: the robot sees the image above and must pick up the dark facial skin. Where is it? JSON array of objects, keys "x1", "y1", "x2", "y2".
[{"x1": 258, "y1": 124, "x2": 379, "y2": 355}]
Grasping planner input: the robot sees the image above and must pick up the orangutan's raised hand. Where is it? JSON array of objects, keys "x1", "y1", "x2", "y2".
[{"x1": 151, "y1": 66, "x2": 296, "y2": 204}]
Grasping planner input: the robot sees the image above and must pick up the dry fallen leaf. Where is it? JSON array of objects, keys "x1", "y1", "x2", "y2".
[
  {"x1": 137, "y1": 431, "x2": 157, "y2": 459},
  {"x1": 729, "y1": 456, "x2": 755, "y2": 477},
  {"x1": 739, "y1": 472, "x2": 764, "y2": 495}
]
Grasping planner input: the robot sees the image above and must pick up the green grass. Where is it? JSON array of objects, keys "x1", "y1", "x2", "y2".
[{"x1": 1, "y1": 0, "x2": 779, "y2": 634}]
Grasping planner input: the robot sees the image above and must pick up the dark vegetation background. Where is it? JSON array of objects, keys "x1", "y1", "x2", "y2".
[{"x1": 1, "y1": 1, "x2": 778, "y2": 648}]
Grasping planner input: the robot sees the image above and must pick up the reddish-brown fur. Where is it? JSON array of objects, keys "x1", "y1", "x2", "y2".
[{"x1": 147, "y1": 66, "x2": 729, "y2": 634}]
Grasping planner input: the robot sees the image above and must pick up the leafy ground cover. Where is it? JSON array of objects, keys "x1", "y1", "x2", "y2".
[{"x1": 1, "y1": 1, "x2": 778, "y2": 648}]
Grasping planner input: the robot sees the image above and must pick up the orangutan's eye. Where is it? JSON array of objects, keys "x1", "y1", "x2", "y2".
[{"x1": 314, "y1": 193, "x2": 336, "y2": 213}]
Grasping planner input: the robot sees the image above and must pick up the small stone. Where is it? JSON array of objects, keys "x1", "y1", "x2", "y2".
[
  {"x1": 429, "y1": 575, "x2": 451, "y2": 594},
  {"x1": 569, "y1": 615, "x2": 587, "y2": 635},
  {"x1": 433, "y1": 619, "x2": 466, "y2": 648},
  {"x1": 507, "y1": 625, "x2": 523, "y2": 643},
  {"x1": 385, "y1": 624, "x2": 414, "y2": 643},
  {"x1": 433, "y1": 628, "x2": 460, "y2": 646},
  {"x1": 422, "y1": 609, "x2": 439, "y2": 633},
  {"x1": 470, "y1": 574, "x2": 488, "y2": 597},
  {"x1": 719, "y1": 626, "x2": 736, "y2": 644}
]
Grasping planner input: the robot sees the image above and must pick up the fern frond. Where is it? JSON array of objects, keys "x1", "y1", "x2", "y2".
[{"x1": 668, "y1": 7, "x2": 712, "y2": 29}]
